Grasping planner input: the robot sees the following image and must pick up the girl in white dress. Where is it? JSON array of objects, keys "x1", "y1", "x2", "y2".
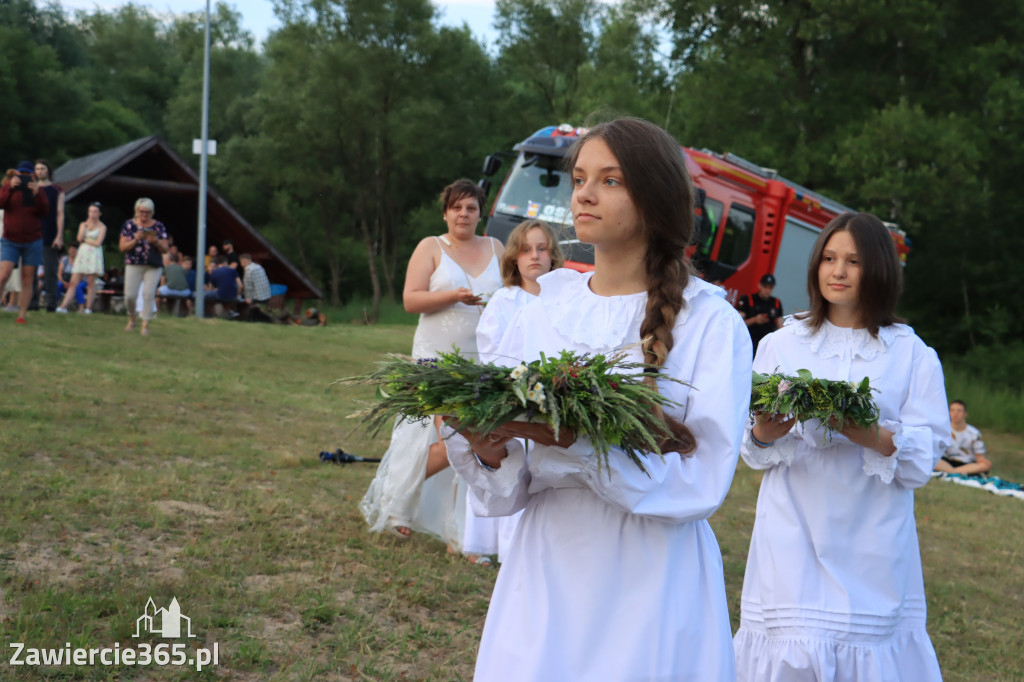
[
  {"x1": 57, "y1": 202, "x2": 106, "y2": 314},
  {"x1": 445, "y1": 118, "x2": 751, "y2": 681},
  {"x1": 360, "y1": 179, "x2": 503, "y2": 558},
  {"x1": 733, "y1": 212, "x2": 949, "y2": 681},
  {"x1": 463, "y1": 219, "x2": 565, "y2": 563}
]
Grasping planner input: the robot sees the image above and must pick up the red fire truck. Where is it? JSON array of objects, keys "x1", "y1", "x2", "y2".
[{"x1": 480, "y1": 124, "x2": 908, "y2": 312}]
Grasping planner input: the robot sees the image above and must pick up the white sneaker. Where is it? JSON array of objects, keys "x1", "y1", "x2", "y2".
[
  {"x1": 56, "y1": 307, "x2": 68, "y2": 314},
  {"x1": 82, "y1": 309, "x2": 92, "y2": 315}
]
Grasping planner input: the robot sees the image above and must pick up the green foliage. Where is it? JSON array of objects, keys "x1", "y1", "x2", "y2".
[
  {"x1": 1, "y1": 0, "x2": 1022, "y2": 360},
  {"x1": 751, "y1": 369, "x2": 880, "y2": 436},
  {"x1": 942, "y1": 362, "x2": 1024, "y2": 436},
  {"x1": 221, "y1": 0, "x2": 496, "y2": 313},
  {"x1": 494, "y1": 0, "x2": 600, "y2": 121},
  {"x1": 343, "y1": 349, "x2": 688, "y2": 473}
]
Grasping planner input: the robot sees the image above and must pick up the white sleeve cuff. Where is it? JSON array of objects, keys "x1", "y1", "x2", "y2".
[
  {"x1": 741, "y1": 420, "x2": 800, "y2": 469},
  {"x1": 860, "y1": 420, "x2": 902, "y2": 484}
]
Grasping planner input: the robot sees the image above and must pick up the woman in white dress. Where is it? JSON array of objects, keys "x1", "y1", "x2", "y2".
[
  {"x1": 733, "y1": 212, "x2": 949, "y2": 682},
  {"x1": 360, "y1": 179, "x2": 503, "y2": 558},
  {"x1": 57, "y1": 202, "x2": 106, "y2": 314},
  {"x1": 463, "y1": 219, "x2": 564, "y2": 564},
  {"x1": 445, "y1": 118, "x2": 751, "y2": 680}
]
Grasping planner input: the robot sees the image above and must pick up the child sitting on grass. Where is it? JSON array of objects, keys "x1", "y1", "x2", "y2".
[{"x1": 934, "y1": 399, "x2": 991, "y2": 475}]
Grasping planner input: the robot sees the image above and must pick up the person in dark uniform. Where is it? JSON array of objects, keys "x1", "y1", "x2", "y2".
[{"x1": 737, "y1": 273, "x2": 783, "y2": 353}]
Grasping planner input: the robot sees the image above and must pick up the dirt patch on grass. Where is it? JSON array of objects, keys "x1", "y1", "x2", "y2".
[
  {"x1": 152, "y1": 499, "x2": 224, "y2": 518},
  {"x1": 242, "y1": 572, "x2": 316, "y2": 593},
  {"x1": 9, "y1": 530, "x2": 185, "y2": 588}
]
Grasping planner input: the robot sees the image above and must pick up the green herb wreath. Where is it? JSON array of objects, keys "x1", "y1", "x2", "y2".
[
  {"x1": 750, "y1": 369, "x2": 880, "y2": 436},
  {"x1": 342, "y1": 349, "x2": 688, "y2": 474}
]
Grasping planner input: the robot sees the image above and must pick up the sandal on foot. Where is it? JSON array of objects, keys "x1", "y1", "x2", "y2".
[
  {"x1": 386, "y1": 522, "x2": 412, "y2": 540},
  {"x1": 466, "y1": 554, "x2": 493, "y2": 567}
]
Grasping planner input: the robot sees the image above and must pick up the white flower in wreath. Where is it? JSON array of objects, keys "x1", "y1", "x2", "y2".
[
  {"x1": 510, "y1": 364, "x2": 528, "y2": 380},
  {"x1": 527, "y1": 381, "x2": 546, "y2": 406}
]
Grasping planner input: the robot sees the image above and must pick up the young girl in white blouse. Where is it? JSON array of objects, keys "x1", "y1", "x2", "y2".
[
  {"x1": 462, "y1": 219, "x2": 565, "y2": 563},
  {"x1": 734, "y1": 212, "x2": 950, "y2": 681},
  {"x1": 476, "y1": 218, "x2": 565, "y2": 361},
  {"x1": 445, "y1": 118, "x2": 751, "y2": 681}
]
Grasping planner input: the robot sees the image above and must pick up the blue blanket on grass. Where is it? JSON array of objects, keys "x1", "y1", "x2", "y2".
[{"x1": 931, "y1": 471, "x2": 1024, "y2": 500}]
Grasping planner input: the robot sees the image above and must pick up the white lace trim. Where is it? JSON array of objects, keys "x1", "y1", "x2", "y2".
[
  {"x1": 787, "y1": 317, "x2": 912, "y2": 361},
  {"x1": 860, "y1": 421, "x2": 903, "y2": 484},
  {"x1": 537, "y1": 269, "x2": 724, "y2": 352}
]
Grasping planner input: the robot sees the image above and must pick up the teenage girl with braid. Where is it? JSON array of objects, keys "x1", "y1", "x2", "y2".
[{"x1": 444, "y1": 118, "x2": 752, "y2": 681}]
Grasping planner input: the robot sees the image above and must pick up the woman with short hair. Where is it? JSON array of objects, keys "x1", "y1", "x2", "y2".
[{"x1": 118, "y1": 197, "x2": 168, "y2": 336}]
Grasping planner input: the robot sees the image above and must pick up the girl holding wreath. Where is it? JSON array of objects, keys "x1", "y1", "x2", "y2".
[
  {"x1": 733, "y1": 212, "x2": 949, "y2": 681},
  {"x1": 445, "y1": 118, "x2": 751, "y2": 680}
]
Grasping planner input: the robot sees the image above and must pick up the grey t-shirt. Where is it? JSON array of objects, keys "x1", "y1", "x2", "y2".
[{"x1": 163, "y1": 264, "x2": 189, "y2": 291}]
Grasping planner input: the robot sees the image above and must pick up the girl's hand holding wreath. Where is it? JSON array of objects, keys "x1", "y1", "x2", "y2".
[
  {"x1": 830, "y1": 417, "x2": 896, "y2": 456},
  {"x1": 444, "y1": 418, "x2": 576, "y2": 470},
  {"x1": 751, "y1": 412, "x2": 796, "y2": 447}
]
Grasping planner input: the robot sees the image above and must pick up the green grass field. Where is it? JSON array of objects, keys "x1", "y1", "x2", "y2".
[{"x1": 1, "y1": 311, "x2": 1022, "y2": 681}]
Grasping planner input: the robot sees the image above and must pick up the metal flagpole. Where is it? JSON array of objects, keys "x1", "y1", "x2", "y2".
[{"x1": 194, "y1": 0, "x2": 212, "y2": 318}]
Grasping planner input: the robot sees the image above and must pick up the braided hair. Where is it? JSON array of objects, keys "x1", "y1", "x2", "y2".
[{"x1": 569, "y1": 118, "x2": 697, "y2": 455}]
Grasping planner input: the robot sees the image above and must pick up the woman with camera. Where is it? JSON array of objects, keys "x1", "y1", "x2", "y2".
[
  {"x1": 119, "y1": 197, "x2": 168, "y2": 336},
  {"x1": 0, "y1": 161, "x2": 50, "y2": 324}
]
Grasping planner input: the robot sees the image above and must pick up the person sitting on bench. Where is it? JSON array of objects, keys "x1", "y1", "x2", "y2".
[
  {"x1": 205, "y1": 255, "x2": 241, "y2": 317},
  {"x1": 157, "y1": 252, "x2": 193, "y2": 315}
]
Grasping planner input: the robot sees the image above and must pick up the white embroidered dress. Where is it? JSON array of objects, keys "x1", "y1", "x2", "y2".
[
  {"x1": 734, "y1": 317, "x2": 950, "y2": 682},
  {"x1": 359, "y1": 238, "x2": 501, "y2": 547},
  {"x1": 461, "y1": 285, "x2": 538, "y2": 561},
  {"x1": 446, "y1": 269, "x2": 751, "y2": 681}
]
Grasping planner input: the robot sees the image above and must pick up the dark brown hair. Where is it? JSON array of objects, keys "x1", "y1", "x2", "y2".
[
  {"x1": 499, "y1": 219, "x2": 565, "y2": 287},
  {"x1": 802, "y1": 212, "x2": 903, "y2": 337},
  {"x1": 568, "y1": 117, "x2": 696, "y2": 455},
  {"x1": 34, "y1": 159, "x2": 52, "y2": 179},
  {"x1": 440, "y1": 179, "x2": 486, "y2": 213}
]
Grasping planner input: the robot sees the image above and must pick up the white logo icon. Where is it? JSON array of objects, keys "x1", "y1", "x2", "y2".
[{"x1": 133, "y1": 597, "x2": 195, "y2": 638}]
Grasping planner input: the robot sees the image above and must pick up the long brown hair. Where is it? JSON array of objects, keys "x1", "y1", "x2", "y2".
[
  {"x1": 499, "y1": 219, "x2": 565, "y2": 287},
  {"x1": 801, "y1": 212, "x2": 904, "y2": 337},
  {"x1": 568, "y1": 117, "x2": 697, "y2": 455}
]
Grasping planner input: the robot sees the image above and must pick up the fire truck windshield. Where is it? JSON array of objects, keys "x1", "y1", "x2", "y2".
[{"x1": 493, "y1": 153, "x2": 574, "y2": 226}]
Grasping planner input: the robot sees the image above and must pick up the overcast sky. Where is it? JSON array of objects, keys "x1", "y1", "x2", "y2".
[{"x1": 55, "y1": 0, "x2": 499, "y2": 46}]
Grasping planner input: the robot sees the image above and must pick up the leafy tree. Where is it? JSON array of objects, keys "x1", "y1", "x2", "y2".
[
  {"x1": 227, "y1": 0, "x2": 493, "y2": 315},
  {"x1": 658, "y1": 0, "x2": 1024, "y2": 353},
  {"x1": 163, "y1": 3, "x2": 266, "y2": 160},
  {"x1": 834, "y1": 100, "x2": 987, "y2": 349},
  {"x1": 575, "y1": 0, "x2": 674, "y2": 125},
  {"x1": 493, "y1": 0, "x2": 601, "y2": 125},
  {"x1": 76, "y1": 5, "x2": 184, "y2": 137}
]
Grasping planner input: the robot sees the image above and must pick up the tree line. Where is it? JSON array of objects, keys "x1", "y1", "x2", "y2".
[{"x1": 2, "y1": 0, "x2": 1021, "y2": 365}]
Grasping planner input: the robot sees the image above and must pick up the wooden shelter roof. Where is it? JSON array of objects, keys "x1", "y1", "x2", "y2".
[{"x1": 53, "y1": 136, "x2": 321, "y2": 300}]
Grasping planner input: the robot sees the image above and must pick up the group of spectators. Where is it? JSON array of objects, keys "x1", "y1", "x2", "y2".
[
  {"x1": 1, "y1": 158, "x2": 289, "y2": 330},
  {"x1": 0, "y1": 160, "x2": 63, "y2": 322},
  {"x1": 156, "y1": 238, "x2": 272, "y2": 320}
]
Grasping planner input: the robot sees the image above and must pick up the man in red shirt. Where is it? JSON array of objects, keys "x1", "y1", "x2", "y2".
[{"x1": 0, "y1": 161, "x2": 50, "y2": 324}]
